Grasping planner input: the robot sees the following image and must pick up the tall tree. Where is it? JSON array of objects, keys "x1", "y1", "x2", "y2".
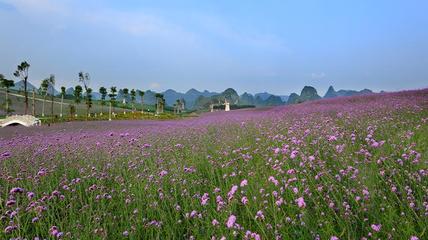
[
  {"x1": 47, "y1": 74, "x2": 55, "y2": 118},
  {"x1": 122, "y1": 88, "x2": 129, "y2": 114},
  {"x1": 138, "y1": 90, "x2": 145, "y2": 113},
  {"x1": 160, "y1": 95, "x2": 165, "y2": 114},
  {"x1": 60, "y1": 86, "x2": 66, "y2": 117},
  {"x1": 78, "y1": 72, "x2": 91, "y2": 118},
  {"x1": 40, "y1": 79, "x2": 49, "y2": 117},
  {"x1": 74, "y1": 84, "x2": 83, "y2": 117},
  {"x1": 130, "y1": 89, "x2": 136, "y2": 112},
  {"x1": 176, "y1": 99, "x2": 181, "y2": 114},
  {"x1": 74, "y1": 85, "x2": 83, "y2": 104},
  {"x1": 99, "y1": 86, "x2": 107, "y2": 115},
  {"x1": 109, "y1": 86, "x2": 117, "y2": 116},
  {"x1": 13, "y1": 61, "x2": 30, "y2": 114},
  {"x1": 85, "y1": 88, "x2": 93, "y2": 119},
  {"x1": 155, "y1": 93, "x2": 161, "y2": 114},
  {"x1": 155, "y1": 93, "x2": 164, "y2": 114},
  {"x1": 0, "y1": 74, "x2": 15, "y2": 115}
]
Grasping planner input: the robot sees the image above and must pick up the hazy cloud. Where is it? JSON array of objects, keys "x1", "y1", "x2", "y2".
[
  {"x1": 311, "y1": 72, "x2": 326, "y2": 79},
  {"x1": 149, "y1": 82, "x2": 161, "y2": 89},
  {"x1": 0, "y1": 0, "x2": 69, "y2": 15}
]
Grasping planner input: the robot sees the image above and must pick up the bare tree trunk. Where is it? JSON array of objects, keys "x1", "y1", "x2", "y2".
[{"x1": 24, "y1": 77, "x2": 28, "y2": 114}]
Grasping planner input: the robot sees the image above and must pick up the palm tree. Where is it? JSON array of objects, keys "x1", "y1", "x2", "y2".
[
  {"x1": 160, "y1": 96, "x2": 165, "y2": 114},
  {"x1": 99, "y1": 86, "x2": 107, "y2": 115},
  {"x1": 60, "y1": 86, "x2": 66, "y2": 117},
  {"x1": 155, "y1": 93, "x2": 161, "y2": 114},
  {"x1": 74, "y1": 85, "x2": 83, "y2": 104},
  {"x1": 173, "y1": 103, "x2": 177, "y2": 114},
  {"x1": 109, "y1": 86, "x2": 117, "y2": 120},
  {"x1": 78, "y1": 72, "x2": 91, "y2": 118},
  {"x1": 74, "y1": 85, "x2": 83, "y2": 117},
  {"x1": 46, "y1": 74, "x2": 55, "y2": 118},
  {"x1": 130, "y1": 89, "x2": 136, "y2": 113},
  {"x1": 155, "y1": 93, "x2": 165, "y2": 114},
  {"x1": 138, "y1": 90, "x2": 145, "y2": 113},
  {"x1": 176, "y1": 99, "x2": 181, "y2": 114},
  {"x1": 86, "y1": 88, "x2": 93, "y2": 118},
  {"x1": 0, "y1": 74, "x2": 15, "y2": 115},
  {"x1": 122, "y1": 88, "x2": 129, "y2": 114},
  {"x1": 13, "y1": 61, "x2": 30, "y2": 114},
  {"x1": 40, "y1": 79, "x2": 49, "y2": 117}
]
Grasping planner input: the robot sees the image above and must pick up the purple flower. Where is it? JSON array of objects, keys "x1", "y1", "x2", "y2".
[
  {"x1": 226, "y1": 215, "x2": 236, "y2": 228},
  {"x1": 296, "y1": 197, "x2": 306, "y2": 208},
  {"x1": 6, "y1": 200, "x2": 16, "y2": 207},
  {"x1": 4, "y1": 225, "x2": 16, "y2": 234},
  {"x1": 371, "y1": 224, "x2": 381, "y2": 232},
  {"x1": 240, "y1": 179, "x2": 248, "y2": 187},
  {"x1": 9, "y1": 187, "x2": 24, "y2": 194}
]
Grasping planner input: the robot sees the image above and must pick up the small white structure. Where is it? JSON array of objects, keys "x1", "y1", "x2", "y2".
[
  {"x1": 224, "y1": 99, "x2": 230, "y2": 112},
  {"x1": 0, "y1": 115, "x2": 41, "y2": 127}
]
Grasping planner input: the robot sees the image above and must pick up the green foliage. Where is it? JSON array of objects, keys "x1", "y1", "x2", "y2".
[{"x1": 74, "y1": 85, "x2": 83, "y2": 104}]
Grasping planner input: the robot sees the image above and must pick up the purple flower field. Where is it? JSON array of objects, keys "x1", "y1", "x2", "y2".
[{"x1": 1, "y1": 89, "x2": 428, "y2": 239}]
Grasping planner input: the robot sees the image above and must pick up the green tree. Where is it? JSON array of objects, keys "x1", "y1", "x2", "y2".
[
  {"x1": 47, "y1": 74, "x2": 55, "y2": 118},
  {"x1": 138, "y1": 90, "x2": 145, "y2": 113},
  {"x1": 74, "y1": 85, "x2": 83, "y2": 117},
  {"x1": 130, "y1": 89, "x2": 136, "y2": 112},
  {"x1": 109, "y1": 86, "x2": 117, "y2": 115},
  {"x1": 0, "y1": 74, "x2": 15, "y2": 115},
  {"x1": 176, "y1": 99, "x2": 182, "y2": 114},
  {"x1": 99, "y1": 86, "x2": 107, "y2": 115},
  {"x1": 13, "y1": 61, "x2": 30, "y2": 114},
  {"x1": 155, "y1": 93, "x2": 164, "y2": 114},
  {"x1": 60, "y1": 86, "x2": 66, "y2": 117},
  {"x1": 86, "y1": 88, "x2": 93, "y2": 118},
  {"x1": 122, "y1": 88, "x2": 129, "y2": 114},
  {"x1": 74, "y1": 85, "x2": 83, "y2": 104},
  {"x1": 78, "y1": 72, "x2": 91, "y2": 118},
  {"x1": 61, "y1": 86, "x2": 66, "y2": 97}
]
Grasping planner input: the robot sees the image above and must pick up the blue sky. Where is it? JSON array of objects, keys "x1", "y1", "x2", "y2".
[{"x1": 0, "y1": 0, "x2": 427, "y2": 95}]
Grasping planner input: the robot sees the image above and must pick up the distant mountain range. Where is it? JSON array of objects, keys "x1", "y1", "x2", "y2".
[
  {"x1": 10, "y1": 80, "x2": 374, "y2": 109},
  {"x1": 323, "y1": 86, "x2": 373, "y2": 98},
  {"x1": 287, "y1": 85, "x2": 373, "y2": 104}
]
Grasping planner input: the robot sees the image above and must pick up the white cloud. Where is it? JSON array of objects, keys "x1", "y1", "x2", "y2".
[
  {"x1": 84, "y1": 10, "x2": 195, "y2": 41},
  {"x1": 194, "y1": 14, "x2": 287, "y2": 51},
  {"x1": 311, "y1": 72, "x2": 326, "y2": 79},
  {"x1": 149, "y1": 82, "x2": 161, "y2": 89},
  {"x1": 0, "y1": 0, "x2": 69, "y2": 15}
]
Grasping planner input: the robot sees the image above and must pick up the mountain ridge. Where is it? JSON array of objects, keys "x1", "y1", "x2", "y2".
[{"x1": 9, "y1": 80, "x2": 374, "y2": 109}]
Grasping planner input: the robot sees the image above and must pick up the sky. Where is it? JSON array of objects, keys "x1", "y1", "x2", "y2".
[{"x1": 0, "y1": 0, "x2": 427, "y2": 96}]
